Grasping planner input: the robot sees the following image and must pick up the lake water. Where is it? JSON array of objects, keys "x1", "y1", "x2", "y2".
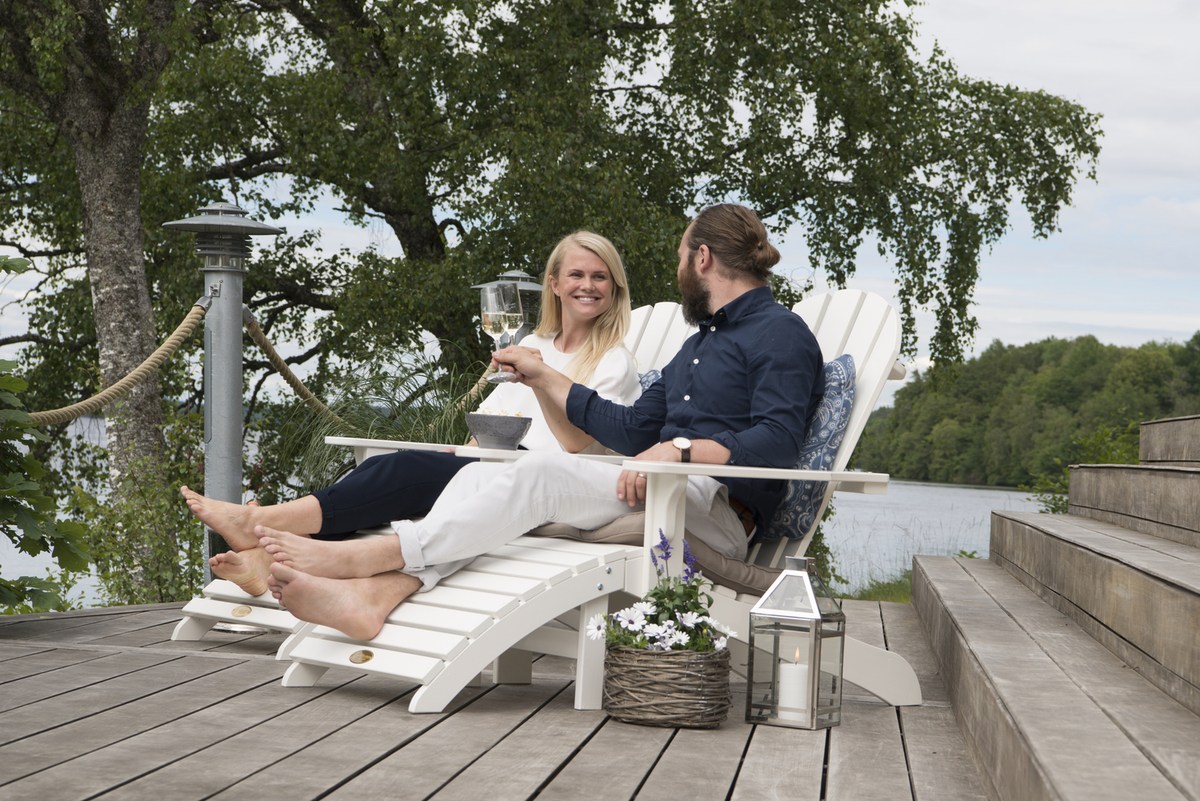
[
  {"x1": 3, "y1": 479, "x2": 1042, "y2": 607},
  {"x1": 820, "y1": 480, "x2": 1042, "y2": 592}
]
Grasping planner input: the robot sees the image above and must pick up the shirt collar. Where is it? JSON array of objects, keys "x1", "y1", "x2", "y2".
[{"x1": 701, "y1": 285, "x2": 775, "y2": 328}]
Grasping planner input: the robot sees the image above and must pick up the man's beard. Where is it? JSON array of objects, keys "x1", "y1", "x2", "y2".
[{"x1": 679, "y1": 253, "x2": 711, "y2": 325}]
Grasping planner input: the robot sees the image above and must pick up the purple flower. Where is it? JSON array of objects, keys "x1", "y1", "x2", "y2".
[
  {"x1": 682, "y1": 539, "x2": 697, "y2": 582},
  {"x1": 656, "y1": 530, "x2": 673, "y2": 564}
]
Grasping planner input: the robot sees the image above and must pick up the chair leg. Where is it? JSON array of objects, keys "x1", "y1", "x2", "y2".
[
  {"x1": 492, "y1": 649, "x2": 533, "y2": 684},
  {"x1": 573, "y1": 596, "x2": 607, "y2": 710}
]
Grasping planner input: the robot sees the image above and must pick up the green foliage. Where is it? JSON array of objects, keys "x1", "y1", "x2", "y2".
[
  {"x1": 854, "y1": 336, "x2": 1196, "y2": 487},
  {"x1": 64, "y1": 414, "x2": 207, "y2": 605},
  {"x1": 1023, "y1": 422, "x2": 1140, "y2": 514},
  {"x1": 0, "y1": 353, "x2": 91, "y2": 613},
  {"x1": 595, "y1": 532, "x2": 733, "y2": 652},
  {"x1": 841, "y1": 570, "x2": 912, "y2": 604}
]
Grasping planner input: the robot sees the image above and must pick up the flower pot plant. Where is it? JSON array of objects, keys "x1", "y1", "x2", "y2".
[{"x1": 588, "y1": 531, "x2": 736, "y2": 728}]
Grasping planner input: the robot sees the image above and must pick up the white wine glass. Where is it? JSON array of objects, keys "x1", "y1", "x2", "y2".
[
  {"x1": 481, "y1": 285, "x2": 518, "y2": 382},
  {"x1": 500, "y1": 281, "x2": 524, "y2": 342}
]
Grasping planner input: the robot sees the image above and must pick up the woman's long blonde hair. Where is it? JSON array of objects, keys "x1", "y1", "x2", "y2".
[{"x1": 534, "y1": 231, "x2": 631, "y2": 384}]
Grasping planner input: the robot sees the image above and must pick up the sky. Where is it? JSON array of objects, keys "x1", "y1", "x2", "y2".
[{"x1": 3, "y1": 0, "x2": 1198, "y2": 409}]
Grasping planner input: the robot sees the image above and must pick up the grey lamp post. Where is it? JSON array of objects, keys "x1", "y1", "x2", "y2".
[
  {"x1": 472, "y1": 269, "x2": 543, "y2": 343},
  {"x1": 163, "y1": 202, "x2": 284, "y2": 579}
]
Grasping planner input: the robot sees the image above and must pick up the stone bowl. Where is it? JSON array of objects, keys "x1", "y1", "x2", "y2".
[{"x1": 466, "y1": 412, "x2": 531, "y2": 450}]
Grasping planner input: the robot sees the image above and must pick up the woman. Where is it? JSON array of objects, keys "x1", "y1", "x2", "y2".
[{"x1": 181, "y1": 230, "x2": 640, "y2": 596}]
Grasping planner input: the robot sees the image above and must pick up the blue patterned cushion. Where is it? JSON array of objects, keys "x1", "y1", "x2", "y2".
[
  {"x1": 638, "y1": 369, "x2": 662, "y2": 392},
  {"x1": 756, "y1": 354, "x2": 856, "y2": 542}
]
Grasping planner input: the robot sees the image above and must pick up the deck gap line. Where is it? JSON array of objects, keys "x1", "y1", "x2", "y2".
[
  {"x1": 0, "y1": 647, "x2": 120, "y2": 688},
  {"x1": 630, "y1": 726, "x2": 678, "y2": 799},
  {"x1": 895, "y1": 706, "x2": 918, "y2": 801},
  {"x1": 724, "y1": 722, "x2": 757, "y2": 801},
  {"x1": 819, "y1": 721, "x2": 833, "y2": 800},
  {"x1": 307, "y1": 681, "x2": 504, "y2": 801},
  {"x1": 0, "y1": 636, "x2": 283, "y2": 661},
  {"x1": 526, "y1": 700, "x2": 611, "y2": 799},
  {"x1": 199, "y1": 674, "x2": 420, "y2": 801},
  {"x1": 0, "y1": 652, "x2": 190, "y2": 724},
  {"x1": 0, "y1": 667, "x2": 284, "y2": 789},
  {"x1": 71, "y1": 675, "x2": 359, "y2": 801}
]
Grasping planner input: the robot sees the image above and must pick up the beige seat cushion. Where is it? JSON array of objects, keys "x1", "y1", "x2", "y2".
[{"x1": 527, "y1": 513, "x2": 781, "y2": 596}]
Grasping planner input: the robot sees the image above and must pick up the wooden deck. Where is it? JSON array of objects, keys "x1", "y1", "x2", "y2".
[{"x1": 0, "y1": 600, "x2": 986, "y2": 801}]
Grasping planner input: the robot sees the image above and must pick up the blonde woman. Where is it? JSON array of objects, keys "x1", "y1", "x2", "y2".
[{"x1": 181, "y1": 231, "x2": 640, "y2": 596}]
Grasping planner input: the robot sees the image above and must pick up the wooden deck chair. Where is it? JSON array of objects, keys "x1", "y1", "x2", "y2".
[
  {"x1": 277, "y1": 289, "x2": 920, "y2": 711},
  {"x1": 168, "y1": 301, "x2": 693, "y2": 644}
]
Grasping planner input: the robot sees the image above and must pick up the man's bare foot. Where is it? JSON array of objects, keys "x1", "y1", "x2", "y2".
[
  {"x1": 256, "y1": 525, "x2": 403, "y2": 579},
  {"x1": 209, "y1": 548, "x2": 272, "y2": 597},
  {"x1": 269, "y1": 563, "x2": 421, "y2": 640},
  {"x1": 180, "y1": 485, "x2": 260, "y2": 551}
]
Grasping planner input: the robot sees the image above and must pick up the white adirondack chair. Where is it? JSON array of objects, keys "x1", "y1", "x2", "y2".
[{"x1": 276, "y1": 289, "x2": 921, "y2": 712}]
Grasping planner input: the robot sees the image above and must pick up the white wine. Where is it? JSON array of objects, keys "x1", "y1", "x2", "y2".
[
  {"x1": 503, "y1": 313, "x2": 524, "y2": 334},
  {"x1": 481, "y1": 313, "x2": 506, "y2": 340}
]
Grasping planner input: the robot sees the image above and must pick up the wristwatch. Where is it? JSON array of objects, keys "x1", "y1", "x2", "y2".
[{"x1": 672, "y1": 436, "x2": 692, "y2": 463}]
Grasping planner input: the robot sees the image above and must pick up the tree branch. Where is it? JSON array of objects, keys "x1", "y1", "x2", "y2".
[{"x1": 204, "y1": 147, "x2": 288, "y2": 181}]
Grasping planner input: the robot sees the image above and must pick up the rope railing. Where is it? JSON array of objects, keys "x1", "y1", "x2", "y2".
[
  {"x1": 22, "y1": 299, "x2": 486, "y2": 436},
  {"x1": 28, "y1": 299, "x2": 212, "y2": 427}
]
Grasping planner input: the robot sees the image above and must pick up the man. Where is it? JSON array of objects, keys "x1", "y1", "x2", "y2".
[{"x1": 263, "y1": 203, "x2": 824, "y2": 639}]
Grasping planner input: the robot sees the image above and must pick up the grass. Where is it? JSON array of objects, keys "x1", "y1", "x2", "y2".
[{"x1": 839, "y1": 570, "x2": 913, "y2": 604}]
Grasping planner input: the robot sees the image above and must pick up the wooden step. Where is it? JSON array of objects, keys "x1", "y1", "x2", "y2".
[
  {"x1": 1068, "y1": 463, "x2": 1200, "y2": 548},
  {"x1": 989, "y1": 510, "x2": 1200, "y2": 715},
  {"x1": 1141, "y1": 414, "x2": 1200, "y2": 466},
  {"x1": 912, "y1": 555, "x2": 1200, "y2": 801}
]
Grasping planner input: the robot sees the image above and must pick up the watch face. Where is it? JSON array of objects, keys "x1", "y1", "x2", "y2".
[{"x1": 673, "y1": 437, "x2": 691, "y2": 449}]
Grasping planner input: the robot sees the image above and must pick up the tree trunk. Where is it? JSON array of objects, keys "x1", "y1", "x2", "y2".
[{"x1": 68, "y1": 103, "x2": 167, "y2": 482}]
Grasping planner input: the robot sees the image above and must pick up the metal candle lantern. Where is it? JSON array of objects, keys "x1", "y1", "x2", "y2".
[{"x1": 746, "y1": 556, "x2": 846, "y2": 729}]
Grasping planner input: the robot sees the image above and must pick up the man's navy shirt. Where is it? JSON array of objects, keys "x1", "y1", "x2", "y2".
[{"x1": 566, "y1": 285, "x2": 825, "y2": 530}]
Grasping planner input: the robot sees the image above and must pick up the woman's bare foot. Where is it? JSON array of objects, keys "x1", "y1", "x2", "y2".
[
  {"x1": 268, "y1": 563, "x2": 421, "y2": 640},
  {"x1": 256, "y1": 525, "x2": 403, "y2": 579},
  {"x1": 180, "y1": 485, "x2": 261, "y2": 551},
  {"x1": 209, "y1": 548, "x2": 272, "y2": 597}
]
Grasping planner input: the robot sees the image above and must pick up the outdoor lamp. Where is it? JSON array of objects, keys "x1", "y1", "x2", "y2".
[
  {"x1": 746, "y1": 556, "x2": 846, "y2": 729},
  {"x1": 472, "y1": 269, "x2": 541, "y2": 343}
]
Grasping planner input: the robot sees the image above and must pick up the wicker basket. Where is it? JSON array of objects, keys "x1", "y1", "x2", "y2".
[{"x1": 603, "y1": 646, "x2": 732, "y2": 728}]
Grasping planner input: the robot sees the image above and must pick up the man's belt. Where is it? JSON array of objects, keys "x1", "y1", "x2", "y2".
[{"x1": 728, "y1": 497, "x2": 756, "y2": 538}]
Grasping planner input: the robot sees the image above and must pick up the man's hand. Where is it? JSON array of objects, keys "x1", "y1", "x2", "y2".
[
  {"x1": 615, "y1": 440, "x2": 683, "y2": 507},
  {"x1": 492, "y1": 345, "x2": 545, "y2": 384}
]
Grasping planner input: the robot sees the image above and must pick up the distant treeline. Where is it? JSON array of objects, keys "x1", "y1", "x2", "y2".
[{"x1": 851, "y1": 333, "x2": 1200, "y2": 487}]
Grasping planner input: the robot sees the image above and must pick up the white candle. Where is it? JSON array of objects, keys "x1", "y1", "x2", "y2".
[{"x1": 777, "y1": 661, "x2": 809, "y2": 722}]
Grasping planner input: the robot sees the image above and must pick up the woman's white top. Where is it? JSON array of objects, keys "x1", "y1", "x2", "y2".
[{"x1": 475, "y1": 332, "x2": 641, "y2": 453}]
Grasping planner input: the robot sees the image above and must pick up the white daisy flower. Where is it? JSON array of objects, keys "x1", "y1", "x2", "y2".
[{"x1": 585, "y1": 613, "x2": 607, "y2": 641}]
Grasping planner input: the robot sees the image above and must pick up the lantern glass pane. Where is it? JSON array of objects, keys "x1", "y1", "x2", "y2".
[{"x1": 755, "y1": 573, "x2": 817, "y2": 617}]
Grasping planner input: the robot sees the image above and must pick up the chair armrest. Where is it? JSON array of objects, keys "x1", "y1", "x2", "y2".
[
  {"x1": 325, "y1": 436, "x2": 458, "y2": 466},
  {"x1": 620, "y1": 460, "x2": 889, "y2": 495}
]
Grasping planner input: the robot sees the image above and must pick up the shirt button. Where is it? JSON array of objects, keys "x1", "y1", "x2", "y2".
[
  {"x1": 683, "y1": 394, "x2": 691, "y2": 401},
  {"x1": 710, "y1": 326, "x2": 717, "y2": 332},
  {"x1": 692, "y1": 358, "x2": 699, "y2": 364}
]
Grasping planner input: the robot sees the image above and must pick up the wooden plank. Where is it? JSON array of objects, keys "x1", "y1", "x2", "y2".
[
  {"x1": 912, "y1": 556, "x2": 1187, "y2": 801},
  {"x1": 207, "y1": 683, "x2": 488, "y2": 800},
  {"x1": 879, "y1": 601, "x2": 990, "y2": 801},
  {"x1": 0, "y1": 659, "x2": 289, "y2": 787},
  {"x1": 0, "y1": 655, "x2": 231, "y2": 745},
  {"x1": 962, "y1": 557, "x2": 1200, "y2": 801},
  {"x1": 878, "y1": 601, "x2": 949, "y2": 705},
  {"x1": 899, "y1": 704, "x2": 989, "y2": 801},
  {"x1": 98, "y1": 674, "x2": 414, "y2": 799},
  {"x1": 637, "y1": 709, "x2": 754, "y2": 801},
  {"x1": 537, "y1": 719, "x2": 674, "y2": 801},
  {"x1": 0, "y1": 643, "x2": 53, "y2": 662},
  {"x1": 0, "y1": 646, "x2": 109, "y2": 685},
  {"x1": 433, "y1": 689, "x2": 607, "y2": 800},
  {"x1": 731, "y1": 724, "x2": 824, "y2": 801},
  {"x1": 0, "y1": 650, "x2": 178, "y2": 712},
  {"x1": 826, "y1": 702, "x2": 912, "y2": 801},
  {"x1": 323, "y1": 682, "x2": 570, "y2": 800}
]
